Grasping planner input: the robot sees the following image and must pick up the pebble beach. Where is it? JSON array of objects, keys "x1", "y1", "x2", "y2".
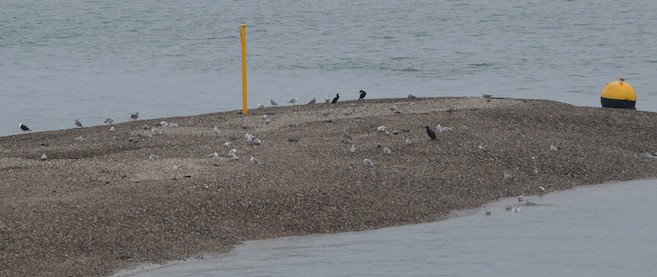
[{"x1": 2, "y1": 97, "x2": 657, "y2": 276}]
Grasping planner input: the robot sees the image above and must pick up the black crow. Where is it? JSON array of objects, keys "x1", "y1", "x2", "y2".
[
  {"x1": 331, "y1": 93, "x2": 340, "y2": 104},
  {"x1": 19, "y1": 123, "x2": 30, "y2": 131},
  {"x1": 425, "y1": 126, "x2": 437, "y2": 140}
]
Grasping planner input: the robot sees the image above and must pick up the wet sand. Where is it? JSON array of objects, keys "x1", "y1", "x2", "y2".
[{"x1": 2, "y1": 97, "x2": 657, "y2": 276}]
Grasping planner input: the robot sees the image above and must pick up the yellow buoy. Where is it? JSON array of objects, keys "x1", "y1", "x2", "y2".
[{"x1": 601, "y1": 78, "x2": 636, "y2": 110}]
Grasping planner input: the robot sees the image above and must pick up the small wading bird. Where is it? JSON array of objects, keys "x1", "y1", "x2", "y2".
[
  {"x1": 359, "y1": 89, "x2": 367, "y2": 100},
  {"x1": 331, "y1": 93, "x2": 340, "y2": 104},
  {"x1": 19, "y1": 123, "x2": 30, "y2": 131},
  {"x1": 130, "y1": 112, "x2": 139, "y2": 120},
  {"x1": 425, "y1": 126, "x2": 437, "y2": 140}
]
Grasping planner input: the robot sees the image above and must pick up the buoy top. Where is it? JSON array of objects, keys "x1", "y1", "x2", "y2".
[{"x1": 601, "y1": 78, "x2": 637, "y2": 101}]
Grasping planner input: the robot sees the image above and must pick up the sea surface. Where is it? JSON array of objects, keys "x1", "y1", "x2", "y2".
[
  {"x1": 2, "y1": 0, "x2": 657, "y2": 137},
  {"x1": 120, "y1": 179, "x2": 657, "y2": 277}
]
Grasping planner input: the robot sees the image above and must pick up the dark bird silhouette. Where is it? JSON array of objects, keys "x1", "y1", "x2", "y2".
[
  {"x1": 19, "y1": 123, "x2": 30, "y2": 131},
  {"x1": 425, "y1": 126, "x2": 437, "y2": 140},
  {"x1": 359, "y1": 89, "x2": 367, "y2": 100},
  {"x1": 331, "y1": 93, "x2": 340, "y2": 104},
  {"x1": 75, "y1": 119, "x2": 83, "y2": 128}
]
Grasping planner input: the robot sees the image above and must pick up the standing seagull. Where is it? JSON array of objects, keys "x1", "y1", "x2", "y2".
[
  {"x1": 307, "y1": 97, "x2": 316, "y2": 105},
  {"x1": 130, "y1": 112, "x2": 139, "y2": 120},
  {"x1": 75, "y1": 119, "x2": 83, "y2": 128},
  {"x1": 325, "y1": 95, "x2": 331, "y2": 103},
  {"x1": 104, "y1": 117, "x2": 114, "y2": 124},
  {"x1": 19, "y1": 123, "x2": 31, "y2": 132},
  {"x1": 331, "y1": 93, "x2": 340, "y2": 104},
  {"x1": 425, "y1": 126, "x2": 437, "y2": 140},
  {"x1": 358, "y1": 90, "x2": 367, "y2": 100},
  {"x1": 287, "y1": 97, "x2": 298, "y2": 104},
  {"x1": 270, "y1": 99, "x2": 278, "y2": 106},
  {"x1": 250, "y1": 156, "x2": 262, "y2": 165}
]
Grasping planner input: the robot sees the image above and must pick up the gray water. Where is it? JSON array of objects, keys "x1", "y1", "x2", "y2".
[
  {"x1": 121, "y1": 180, "x2": 657, "y2": 277},
  {"x1": 2, "y1": 0, "x2": 657, "y2": 137}
]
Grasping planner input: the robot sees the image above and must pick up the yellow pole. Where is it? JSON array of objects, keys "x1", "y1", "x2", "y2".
[{"x1": 240, "y1": 23, "x2": 248, "y2": 115}]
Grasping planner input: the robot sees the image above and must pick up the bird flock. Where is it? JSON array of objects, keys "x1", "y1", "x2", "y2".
[
  {"x1": 257, "y1": 89, "x2": 369, "y2": 110},
  {"x1": 21, "y1": 93, "x2": 559, "y2": 212}
]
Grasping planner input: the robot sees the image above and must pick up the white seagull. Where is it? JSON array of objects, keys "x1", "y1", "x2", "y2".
[
  {"x1": 258, "y1": 103, "x2": 265, "y2": 109},
  {"x1": 213, "y1": 126, "x2": 221, "y2": 136},
  {"x1": 325, "y1": 95, "x2": 331, "y2": 103},
  {"x1": 207, "y1": 152, "x2": 219, "y2": 158},
  {"x1": 550, "y1": 145, "x2": 558, "y2": 152},
  {"x1": 245, "y1": 133, "x2": 254, "y2": 144},
  {"x1": 350, "y1": 145, "x2": 356, "y2": 153},
  {"x1": 383, "y1": 147, "x2": 392, "y2": 155},
  {"x1": 109, "y1": 126, "x2": 116, "y2": 133},
  {"x1": 307, "y1": 97, "x2": 316, "y2": 105},
  {"x1": 160, "y1": 121, "x2": 169, "y2": 127},
  {"x1": 40, "y1": 153, "x2": 48, "y2": 160},
  {"x1": 250, "y1": 156, "x2": 262, "y2": 165},
  {"x1": 504, "y1": 172, "x2": 514, "y2": 181},
  {"x1": 270, "y1": 99, "x2": 278, "y2": 106},
  {"x1": 104, "y1": 117, "x2": 114, "y2": 124},
  {"x1": 224, "y1": 141, "x2": 236, "y2": 150},
  {"x1": 149, "y1": 154, "x2": 160, "y2": 160},
  {"x1": 363, "y1": 158, "x2": 374, "y2": 167},
  {"x1": 287, "y1": 97, "x2": 298, "y2": 104}
]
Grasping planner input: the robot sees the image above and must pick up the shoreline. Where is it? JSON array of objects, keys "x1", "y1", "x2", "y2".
[
  {"x1": 2, "y1": 97, "x2": 657, "y2": 276},
  {"x1": 115, "y1": 177, "x2": 657, "y2": 276}
]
